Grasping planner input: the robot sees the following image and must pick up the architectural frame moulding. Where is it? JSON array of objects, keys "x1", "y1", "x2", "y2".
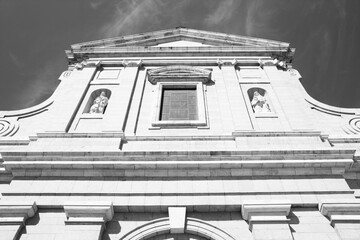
[
  {"x1": 66, "y1": 28, "x2": 295, "y2": 63},
  {"x1": 147, "y1": 65, "x2": 212, "y2": 84}
]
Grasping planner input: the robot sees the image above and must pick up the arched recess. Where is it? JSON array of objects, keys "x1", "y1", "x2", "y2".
[
  {"x1": 83, "y1": 88, "x2": 112, "y2": 114},
  {"x1": 120, "y1": 217, "x2": 235, "y2": 240},
  {"x1": 247, "y1": 87, "x2": 272, "y2": 113}
]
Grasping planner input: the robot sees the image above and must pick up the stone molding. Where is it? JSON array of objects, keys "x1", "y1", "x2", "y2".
[
  {"x1": 216, "y1": 59, "x2": 238, "y2": 67},
  {"x1": 121, "y1": 216, "x2": 235, "y2": 240},
  {"x1": 121, "y1": 59, "x2": 143, "y2": 67},
  {"x1": 63, "y1": 201, "x2": 114, "y2": 224},
  {"x1": 258, "y1": 58, "x2": 288, "y2": 69},
  {"x1": 0, "y1": 201, "x2": 37, "y2": 224},
  {"x1": 319, "y1": 200, "x2": 360, "y2": 226},
  {"x1": 168, "y1": 207, "x2": 186, "y2": 234},
  {"x1": 147, "y1": 65, "x2": 212, "y2": 84},
  {"x1": 242, "y1": 200, "x2": 291, "y2": 230},
  {"x1": 242, "y1": 201, "x2": 291, "y2": 220}
]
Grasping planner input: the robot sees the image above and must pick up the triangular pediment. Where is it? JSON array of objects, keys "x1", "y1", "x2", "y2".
[{"x1": 71, "y1": 27, "x2": 290, "y2": 50}]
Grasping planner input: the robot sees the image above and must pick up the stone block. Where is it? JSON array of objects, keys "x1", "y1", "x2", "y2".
[{"x1": 168, "y1": 207, "x2": 186, "y2": 234}]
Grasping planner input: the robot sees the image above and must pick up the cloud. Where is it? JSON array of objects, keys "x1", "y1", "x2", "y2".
[
  {"x1": 8, "y1": 52, "x2": 22, "y2": 68},
  {"x1": 16, "y1": 57, "x2": 62, "y2": 109},
  {"x1": 97, "y1": 0, "x2": 193, "y2": 38},
  {"x1": 98, "y1": 0, "x2": 163, "y2": 38},
  {"x1": 89, "y1": 0, "x2": 106, "y2": 9},
  {"x1": 204, "y1": 0, "x2": 237, "y2": 26}
]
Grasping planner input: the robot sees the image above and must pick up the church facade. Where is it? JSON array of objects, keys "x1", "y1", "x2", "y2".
[{"x1": 0, "y1": 27, "x2": 360, "y2": 240}]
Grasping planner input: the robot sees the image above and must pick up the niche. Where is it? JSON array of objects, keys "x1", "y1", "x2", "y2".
[
  {"x1": 83, "y1": 89, "x2": 112, "y2": 114},
  {"x1": 247, "y1": 87, "x2": 272, "y2": 113}
]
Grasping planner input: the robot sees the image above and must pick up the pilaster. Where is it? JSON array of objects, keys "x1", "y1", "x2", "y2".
[
  {"x1": 0, "y1": 201, "x2": 38, "y2": 240},
  {"x1": 217, "y1": 60, "x2": 253, "y2": 131},
  {"x1": 242, "y1": 201, "x2": 293, "y2": 240},
  {"x1": 63, "y1": 201, "x2": 114, "y2": 240},
  {"x1": 102, "y1": 60, "x2": 142, "y2": 133},
  {"x1": 45, "y1": 67, "x2": 97, "y2": 133},
  {"x1": 319, "y1": 200, "x2": 360, "y2": 240}
]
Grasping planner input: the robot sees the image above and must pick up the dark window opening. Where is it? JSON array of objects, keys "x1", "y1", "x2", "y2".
[{"x1": 160, "y1": 86, "x2": 198, "y2": 121}]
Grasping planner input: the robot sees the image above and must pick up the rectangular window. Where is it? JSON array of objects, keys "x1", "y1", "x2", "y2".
[
  {"x1": 160, "y1": 87, "x2": 198, "y2": 121},
  {"x1": 151, "y1": 82, "x2": 207, "y2": 128}
]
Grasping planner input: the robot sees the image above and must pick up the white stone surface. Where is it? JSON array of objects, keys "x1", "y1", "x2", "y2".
[{"x1": 168, "y1": 207, "x2": 186, "y2": 234}]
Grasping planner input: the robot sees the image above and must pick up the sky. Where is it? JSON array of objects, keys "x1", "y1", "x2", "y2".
[{"x1": 0, "y1": 0, "x2": 360, "y2": 110}]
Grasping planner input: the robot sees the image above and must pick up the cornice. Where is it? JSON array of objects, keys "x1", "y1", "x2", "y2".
[{"x1": 66, "y1": 46, "x2": 295, "y2": 65}]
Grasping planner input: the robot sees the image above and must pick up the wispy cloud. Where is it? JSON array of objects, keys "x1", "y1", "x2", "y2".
[
  {"x1": 17, "y1": 58, "x2": 62, "y2": 109},
  {"x1": 8, "y1": 52, "x2": 22, "y2": 68},
  {"x1": 98, "y1": 0, "x2": 162, "y2": 38},
  {"x1": 204, "y1": 0, "x2": 237, "y2": 26},
  {"x1": 97, "y1": 0, "x2": 192, "y2": 38},
  {"x1": 89, "y1": 0, "x2": 106, "y2": 9}
]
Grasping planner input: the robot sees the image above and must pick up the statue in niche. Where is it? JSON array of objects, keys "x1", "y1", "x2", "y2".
[
  {"x1": 251, "y1": 90, "x2": 271, "y2": 113},
  {"x1": 89, "y1": 91, "x2": 109, "y2": 114}
]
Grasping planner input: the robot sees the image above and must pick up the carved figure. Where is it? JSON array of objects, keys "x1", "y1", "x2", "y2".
[
  {"x1": 251, "y1": 91, "x2": 271, "y2": 113},
  {"x1": 89, "y1": 91, "x2": 109, "y2": 114}
]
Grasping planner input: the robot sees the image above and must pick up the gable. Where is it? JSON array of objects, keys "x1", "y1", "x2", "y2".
[{"x1": 71, "y1": 27, "x2": 290, "y2": 50}]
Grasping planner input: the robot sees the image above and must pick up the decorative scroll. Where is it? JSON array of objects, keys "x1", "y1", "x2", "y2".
[
  {"x1": 0, "y1": 118, "x2": 19, "y2": 137},
  {"x1": 348, "y1": 117, "x2": 360, "y2": 134}
]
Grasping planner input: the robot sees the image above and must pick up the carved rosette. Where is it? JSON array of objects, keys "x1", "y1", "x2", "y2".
[{"x1": 0, "y1": 118, "x2": 19, "y2": 137}]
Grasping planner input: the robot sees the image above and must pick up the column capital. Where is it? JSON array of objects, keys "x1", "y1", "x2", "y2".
[
  {"x1": 319, "y1": 199, "x2": 360, "y2": 216},
  {"x1": 216, "y1": 59, "x2": 238, "y2": 67},
  {"x1": 258, "y1": 59, "x2": 287, "y2": 69},
  {"x1": 242, "y1": 200, "x2": 292, "y2": 233},
  {"x1": 242, "y1": 200, "x2": 291, "y2": 220},
  {"x1": 64, "y1": 201, "x2": 114, "y2": 224},
  {"x1": 0, "y1": 201, "x2": 37, "y2": 224},
  {"x1": 121, "y1": 59, "x2": 143, "y2": 68},
  {"x1": 319, "y1": 199, "x2": 360, "y2": 226}
]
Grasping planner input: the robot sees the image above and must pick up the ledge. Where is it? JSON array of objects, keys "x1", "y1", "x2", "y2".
[
  {"x1": 241, "y1": 200, "x2": 291, "y2": 221},
  {"x1": 0, "y1": 201, "x2": 37, "y2": 223},
  {"x1": 319, "y1": 199, "x2": 360, "y2": 217},
  {"x1": 64, "y1": 201, "x2": 114, "y2": 223}
]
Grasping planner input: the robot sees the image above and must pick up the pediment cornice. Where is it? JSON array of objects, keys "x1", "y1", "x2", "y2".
[{"x1": 71, "y1": 27, "x2": 290, "y2": 50}]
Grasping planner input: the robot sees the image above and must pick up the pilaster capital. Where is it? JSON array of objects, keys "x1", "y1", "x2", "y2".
[
  {"x1": 121, "y1": 59, "x2": 143, "y2": 68},
  {"x1": 242, "y1": 200, "x2": 291, "y2": 221},
  {"x1": 319, "y1": 199, "x2": 360, "y2": 217},
  {"x1": 69, "y1": 60, "x2": 101, "y2": 71},
  {"x1": 258, "y1": 58, "x2": 287, "y2": 69},
  {"x1": 0, "y1": 201, "x2": 38, "y2": 224},
  {"x1": 64, "y1": 201, "x2": 114, "y2": 224},
  {"x1": 242, "y1": 200, "x2": 291, "y2": 231}
]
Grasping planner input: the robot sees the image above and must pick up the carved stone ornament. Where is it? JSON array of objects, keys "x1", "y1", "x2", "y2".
[
  {"x1": 216, "y1": 59, "x2": 238, "y2": 67},
  {"x1": 344, "y1": 116, "x2": 360, "y2": 134},
  {"x1": 0, "y1": 118, "x2": 19, "y2": 137},
  {"x1": 121, "y1": 59, "x2": 143, "y2": 67},
  {"x1": 147, "y1": 65, "x2": 212, "y2": 84},
  {"x1": 71, "y1": 60, "x2": 101, "y2": 70},
  {"x1": 89, "y1": 91, "x2": 109, "y2": 114},
  {"x1": 258, "y1": 59, "x2": 287, "y2": 69},
  {"x1": 251, "y1": 91, "x2": 271, "y2": 113}
]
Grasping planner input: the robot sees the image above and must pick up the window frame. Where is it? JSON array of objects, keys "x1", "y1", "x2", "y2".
[{"x1": 151, "y1": 82, "x2": 207, "y2": 128}]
